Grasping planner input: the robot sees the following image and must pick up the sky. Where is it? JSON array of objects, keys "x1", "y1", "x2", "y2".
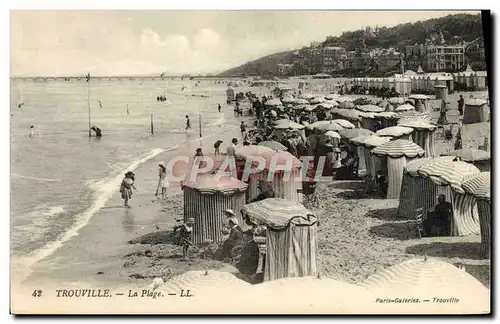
[{"x1": 10, "y1": 10, "x2": 480, "y2": 76}]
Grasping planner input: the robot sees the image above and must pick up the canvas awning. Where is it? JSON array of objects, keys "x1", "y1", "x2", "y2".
[
  {"x1": 356, "y1": 104, "x2": 385, "y2": 113},
  {"x1": 338, "y1": 128, "x2": 373, "y2": 140},
  {"x1": 461, "y1": 172, "x2": 490, "y2": 201},
  {"x1": 417, "y1": 160, "x2": 480, "y2": 194},
  {"x1": 375, "y1": 126, "x2": 414, "y2": 138},
  {"x1": 441, "y1": 149, "x2": 490, "y2": 162},
  {"x1": 371, "y1": 139, "x2": 425, "y2": 159},
  {"x1": 181, "y1": 174, "x2": 248, "y2": 195}
]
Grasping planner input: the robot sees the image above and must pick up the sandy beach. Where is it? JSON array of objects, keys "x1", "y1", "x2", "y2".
[{"x1": 20, "y1": 90, "x2": 490, "y2": 292}]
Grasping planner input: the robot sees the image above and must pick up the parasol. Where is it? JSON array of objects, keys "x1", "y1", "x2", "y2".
[
  {"x1": 408, "y1": 94, "x2": 429, "y2": 100},
  {"x1": 338, "y1": 128, "x2": 373, "y2": 140},
  {"x1": 388, "y1": 97, "x2": 405, "y2": 105},
  {"x1": 181, "y1": 173, "x2": 248, "y2": 195},
  {"x1": 265, "y1": 98, "x2": 283, "y2": 106},
  {"x1": 351, "y1": 135, "x2": 391, "y2": 148},
  {"x1": 294, "y1": 98, "x2": 309, "y2": 105},
  {"x1": 371, "y1": 139, "x2": 425, "y2": 158},
  {"x1": 356, "y1": 104, "x2": 385, "y2": 113},
  {"x1": 394, "y1": 104, "x2": 416, "y2": 112},
  {"x1": 338, "y1": 101, "x2": 355, "y2": 109},
  {"x1": 324, "y1": 130, "x2": 341, "y2": 139},
  {"x1": 310, "y1": 97, "x2": 326, "y2": 104},
  {"x1": 331, "y1": 119, "x2": 355, "y2": 129},
  {"x1": 375, "y1": 126, "x2": 414, "y2": 138},
  {"x1": 398, "y1": 119, "x2": 437, "y2": 130},
  {"x1": 308, "y1": 120, "x2": 344, "y2": 132},
  {"x1": 258, "y1": 141, "x2": 287, "y2": 151},
  {"x1": 274, "y1": 119, "x2": 306, "y2": 130},
  {"x1": 403, "y1": 156, "x2": 456, "y2": 177}
]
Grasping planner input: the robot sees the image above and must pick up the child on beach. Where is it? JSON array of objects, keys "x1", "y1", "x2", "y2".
[
  {"x1": 120, "y1": 171, "x2": 136, "y2": 208},
  {"x1": 155, "y1": 162, "x2": 168, "y2": 199},
  {"x1": 173, "y1": 218, "x2": 195, "y2": 260}
]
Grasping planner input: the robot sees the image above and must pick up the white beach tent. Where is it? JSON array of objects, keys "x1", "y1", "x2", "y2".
[
  {"x1": 371, "y1": 139, "x2": 425, "y2": 199},
  {"x1": 241, "y1": 198, "x2": 318, "y2": 282},
  {"x1": 462, "y1": 172, "x2": 491, "y2": 259}
]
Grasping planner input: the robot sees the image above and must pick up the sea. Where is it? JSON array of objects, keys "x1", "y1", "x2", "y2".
[{"x1": 10, "y1": 78, "x2": 250, "y2": 276}]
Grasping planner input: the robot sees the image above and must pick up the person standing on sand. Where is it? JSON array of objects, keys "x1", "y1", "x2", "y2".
[
  {"x1": 155, "y1": 162, "x2": 168, "y2": 199},
  {"x1": 185, "y1": 115, "x2": 191, "y2": 130},
  {"x1": 218, "y1": 104, "x2": 222, "y2": 113},
  {"x1": 227, "y1": 138, "x2": 238, "y2": 156},
  {"x1": 173, "y1": 218, "x2": 194, "y2": 261},
  {"x1": 240, "y1": 121, "x2": 247, "y2": 139},
  {"x1": 120, "y1": 172, "x2": 136, "y2": 208},
  {"x1": 457, "y1": 95, "x2": 464, "y2": 116},
  {"x1": 29, "y1": 125, "x2": 35, "y2": 138},
  {"x1": 214, "y1": 140, "x2": 223, "y2": 155}
]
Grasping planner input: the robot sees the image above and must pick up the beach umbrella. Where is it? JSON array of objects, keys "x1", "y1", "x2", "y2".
[
  {"x1": 309, "y1": 120, "x2": 344, "y2": 132},
  {"x1": 294, "y1": 98, "x2": 309, "y2": 105},
  {"x1": 316, "y1": 102, "x2": 335, "y2": 109},
  {"x1": 300, "y1": 93, "x2": 315, "y2": 99},
  {"x1": 394, "y1": 104, "x2": 415, "y2": 112},
  {"x1": 375, "y1": 126, "x2": 414, "y2": 138},
  {"x1": 408, "y1": 94, "x2": 429, "y2": 100},
  {"x1": 339, "y1": 96, "x2": 355, "y2": 102},
  {"x1": 324, "y1": 130, "x2": 341, "y2": 140},
  {"x1": 258, "y1": 141, "x2": 287, "y2": 151},
  {"x1": 339, "y1": 128, "x2": 373, "y2": 140},
  {"x1": 165, "y1": 270, "x2": 251, "y2": 295},
  {"x1": 417, "y1": 159, "x2": 480, "y2": 194},
  {"x1": 274, "y1": 120, "x2": 305, "y2": 130},
  {"x1": 331, "y1": 108, "x2": 361, "y2": 121},
  {"x1": 398, "y1": 119, "x2": 437, "y2": 130},
  {"x1": 350, "y1": 135, "x2": 391, "y2": 148},
  {"x1": 304, "y1": 105, "x2": 317, "y2": 112},
  {"x1": 356, "y1": 104, "x2": 385, "y2": 113},
  {"x1": 371, "y1": 139, "x2": 425, "y2": 159},
  {"x1": 331, "y1": 119, "x2": 355, "y2": 129},
  {"x1": 462, "y1": 172, "x2": 491, "y2": 201},
  {"x1": 360, "y1": 258, "x2": 490, "y2": 314},
  {"x1": 310, "y1": 97, "x2": 325, "y2": 104},
  {"x1": 248, "y1": 276, "x2": 375, "y2": 313},
  {"x1": 236, "y1": 145, "x2": 274, "y2": 159},
  {"x1": 338, "y1": 101, "x2": 355, "y2": 109},
  {"x1": 282, "y1": 97, "x2": 295, "y2": 104},
  {"x1": 265, "y1": 98, "x2": 282, "y2": 106},
  {"x1": 441, "y1": 149, "x2": 490, "y2": 162},
  {"x1": 403, "y1": 156, "x2": 456, "y2": 177},
  {"x1": 388, "y1": 97, "x2": 405, "y2": 105}
]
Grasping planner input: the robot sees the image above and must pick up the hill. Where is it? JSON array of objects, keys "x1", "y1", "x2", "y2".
[
  {"x1": 216, "y1": 50, "x2": 297, "y2": 77},
  {"x1": 218, "y1": 13, "x2": 485, "y2": 77}
]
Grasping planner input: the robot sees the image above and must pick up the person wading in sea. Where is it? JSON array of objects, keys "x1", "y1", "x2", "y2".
[{"x1": 120, "y1": 171, "x2": 136, "y2": 208}]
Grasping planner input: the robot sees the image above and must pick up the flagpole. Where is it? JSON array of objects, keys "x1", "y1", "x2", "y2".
[{"x1": 88, "y1": 75, "x2": 91, "y2": 138}]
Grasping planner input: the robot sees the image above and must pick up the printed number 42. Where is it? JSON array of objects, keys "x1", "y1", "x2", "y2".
[{"x1": 32, "y1": 290, "x2": 42, "y2": 297}]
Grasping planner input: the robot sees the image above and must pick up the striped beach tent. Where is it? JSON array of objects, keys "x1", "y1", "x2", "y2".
[
  {"x1": 441, "y1": 149, "x2": 491, "y2": 172},
  {"x1": 182, "y1": 174, "x2": 248, "y2": 245},
  {"x1": 397, "y1": 156, "x2": 455, "y2": 219},
  {"x1": 350, "y1": 135, "x2": 391, "y2": 184},
  {"x1": 241, "y1": 198, "x2": 318, "y2": 281},
  {"x1": 375, "y1": 126, "x2": 414, "y2": 140},
  {"x1": 417, "y1": 160, "x2": 481, "y2": 236},
  {"x1": 358, "y1": 112, "x2": 399, "y2": 131},
  {"x1": 371, "y1": 140, "x2": 425, "y2": 199},
  {"x1": 360, "y1": 258, "x2": 490, "y2": 314},
  {"x1": 338, "y1": 128, "x2": 373, "y2": 140},
  {"x1": 398, "y1": 119, "x2": 437, "y2": 157},
  {"x1": 462, "y1": 172, "x2": 491, "y2": 258}
]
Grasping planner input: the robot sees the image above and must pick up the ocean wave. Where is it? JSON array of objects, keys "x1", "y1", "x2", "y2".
[{"x1": 12, "y1": 146, "x2": 169, "y2": 283}]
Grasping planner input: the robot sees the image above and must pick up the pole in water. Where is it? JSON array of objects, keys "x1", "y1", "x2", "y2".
[
  {"x1": 126, "y1": 104, "x2": 129, "y2": 115},
  {"x1": 199, "y1": 114, "x2": 202, "y2": 138},
  {"x1": 88, "y1": 78, "x2": 91, "y2": 138},
  {"x1": 151, "y1": 113, "x2": 154, "y2": 135}
]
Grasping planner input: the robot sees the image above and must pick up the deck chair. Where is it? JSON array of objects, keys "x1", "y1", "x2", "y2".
[{"x1": 414, "y1": 207, "x2": 425, "y2": 239}]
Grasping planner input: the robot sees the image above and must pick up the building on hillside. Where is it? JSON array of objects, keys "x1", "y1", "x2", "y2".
[
  {"x1": 405, "y1": 44, "x2": 428, "y2": 71},
  {"x1": 322, "y1": 46, "x2": 347, "y2": 73},
  {"x1": 277, "y1": 63, "x2": 294, "y2": 76},
  {"x1": 375, "y1": 48, "x2": 402, "y2": 71},
  {"x1": 426, "y1": 44, "x2": 466, "y2": 72}
]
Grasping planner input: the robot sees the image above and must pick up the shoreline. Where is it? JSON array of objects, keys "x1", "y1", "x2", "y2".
[{"x1": 20, "y1": 105, "x2": 249, "y2": 287}]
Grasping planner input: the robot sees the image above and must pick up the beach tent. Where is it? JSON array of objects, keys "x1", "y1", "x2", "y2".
[
  {"x1": 397, "y1": 119, "x2": 437, "y2": 157},
  {"x1": 397, "y1": 156, "x2": 455, "y2": 219},
  {"x1": 350, "y1": 135, "x2": 391, "y2": 185},
  {"x1": 358, "y1": 112, "x2": 399, "y2": 131},
  {"x1": 360, "y1": 257, "x2": 490, "y2": 314},
  {"x1": 308, "y1": 120, "x2": 344, "y2": 133},
  {"x1": 258, "y1": 141, "x2": 287, "y2": 151},
  {"x1": 182, "y1": 174, "x2": 248, "y2": 244},
  {"x1": 441, "y1": 149, "x2": 491, "y2": 172},
  {"x1": 375, "y1": 126, "x2": 414, "y2": 140},
  {"x1": 241, "y1": 198, "x2": 318, "y2": 281},
  {"x1": 462, "y1": 172, "x2": 491, "y2": 259},
  {"x1": 417, "y1": 160, "x2": 481, "y2": 236},
  {"x1": 331, "y1": 119, "x2": 355, "y2": 129},
  {"x1": 330, "y1": 109, "x2": 361, "y2": 127},
  {"x1": 463, "y1": 99, "x2": 489, "y2": 124},
  {"x1": 394, "y1": 104, "x2": 415, "y2": 112},
  {"x1": 371, "y1": 139, "x2": 425, "y2": 199},
  {"x1": 408, "y1": 94, "x2": 430, "y2": 113}
]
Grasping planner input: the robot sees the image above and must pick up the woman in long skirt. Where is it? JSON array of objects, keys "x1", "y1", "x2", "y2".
[
  {"x1": 155, "y1": 162, "x2": 168, "y2": 199},
  {"x1": 120, "y1": 172, "x2": 136, "y2": 207}
]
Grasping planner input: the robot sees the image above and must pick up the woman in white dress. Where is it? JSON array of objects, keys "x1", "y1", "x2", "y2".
[{"x1": 155, "y1": 162, "x2": 168, "y2": 199}]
